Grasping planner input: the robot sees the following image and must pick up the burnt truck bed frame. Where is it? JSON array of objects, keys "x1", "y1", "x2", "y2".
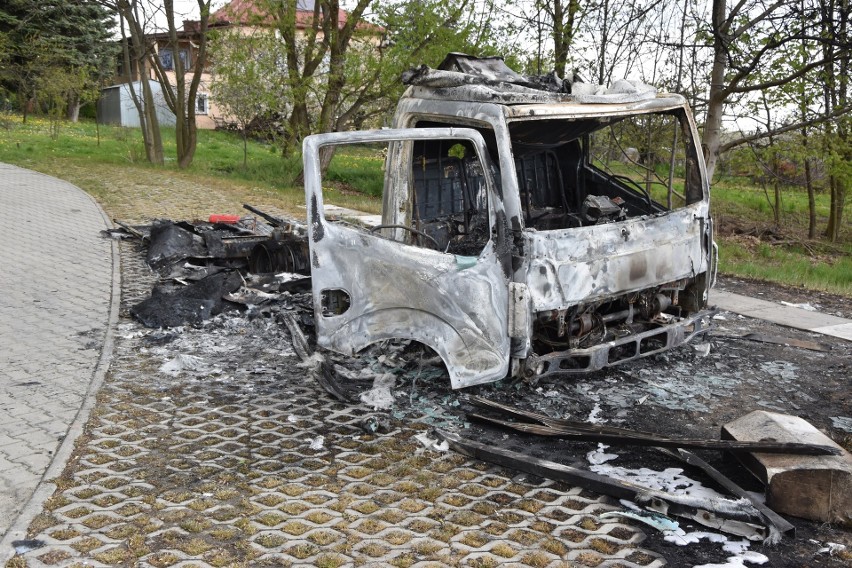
[{"x1": 303, "y1": 55, "x2": 717, "y2": 388}]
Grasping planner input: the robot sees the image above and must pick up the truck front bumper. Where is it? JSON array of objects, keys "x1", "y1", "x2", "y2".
[{"x1": 529, "y1": 309, "x2": 716, "y2": 378}]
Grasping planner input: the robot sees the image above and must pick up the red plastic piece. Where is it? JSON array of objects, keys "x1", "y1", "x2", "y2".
[{"x1": 209, "y1": 214, "x2": 241, "y2": 224}]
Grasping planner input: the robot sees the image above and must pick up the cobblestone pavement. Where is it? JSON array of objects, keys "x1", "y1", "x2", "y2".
[
  {"x1": 4, "y1": 165, "x2": 849, "y2": 567},
  {"x1": 0, "y1": 165, "x2": 118, "y2": 544},
  {"x1": 4, "y1": 241, "x2": 660, "y2": 568}
]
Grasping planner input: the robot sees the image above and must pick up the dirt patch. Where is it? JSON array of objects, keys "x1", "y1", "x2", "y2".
[{"x1": 27, "y1": 160, "x2": 301, "y2": 224}]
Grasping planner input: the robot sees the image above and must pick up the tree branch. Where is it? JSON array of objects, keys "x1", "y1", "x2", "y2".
[
  {"x1": 719, "y1": 103, "x2": 852, "y2": 153},
  {"x1": 730, "y1": 54, "x2": 839, "y2": 94},
  {"x1": 730, "y1": 0, "x2": 788, "y2": 40}
]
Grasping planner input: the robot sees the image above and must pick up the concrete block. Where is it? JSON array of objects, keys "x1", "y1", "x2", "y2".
[{"x1": 722, "y1": 410, "x2": 852, "y2": 524}]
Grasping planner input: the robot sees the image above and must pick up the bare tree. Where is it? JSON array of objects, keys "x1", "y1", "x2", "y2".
[
  {"x1": 822, "y1": 0, "x2": 849, "y2": 242},
  {"x1": 113, "y1": 1, "x2": 164, "y2": 165},
  {"x1": 496, "y1": 0, "x2": 583, "y2": 76},
  {"x1": 702, "y1": 0, "x2": 852, "y2": 179},
  {"x1": 544, "y1": 0, "x2": 582, "y2": 77},
  {"x1": 312, "y1": 0, "x2": 372, "y2": 152},
  {"x1": 148, "y1": 0, "x2": 212, "y2": 168},
  {"x1": 578, "y1": 0, "x2": 662, "y2": 85},
  {"x1": 99, "y1": 0, "x2": 211, "y2": 168}
]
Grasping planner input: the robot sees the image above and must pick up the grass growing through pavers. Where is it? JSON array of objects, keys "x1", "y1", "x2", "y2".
[
  {"x1": 0, "y1": 112, "x2": 848, "y2": 294},
  {"x1": 0, "y1": 242, "x2": 657, "y2": 568}
]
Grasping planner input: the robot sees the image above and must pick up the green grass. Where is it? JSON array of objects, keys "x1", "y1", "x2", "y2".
[
  {"x1": 718, "y1": 239, "x2": 852, "y2": 295},
  {"x1": 0, "y1": 114, "x2": 301, "y2": 185},
  {"x1": 711, "y1": 175, "x2": 851, "y2": 295},
  {"x1": 0, "y1": 113, "x2": 381, "y2": 214},
  {"x1": 712, "y1": 176, "x2": 835, "y2": 222},
  {"x1": 325, "y1": 144, "x2": 386, "y2": 197}
]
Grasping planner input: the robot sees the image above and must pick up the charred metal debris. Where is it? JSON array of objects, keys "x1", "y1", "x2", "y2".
[{"x1": 107, "y1": 205, "x2": 311, "y2": 329}]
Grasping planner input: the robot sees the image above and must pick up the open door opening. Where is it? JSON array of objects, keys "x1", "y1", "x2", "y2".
[{"x1": 303, "y1": 128, "x2": 512, "y2": 389}]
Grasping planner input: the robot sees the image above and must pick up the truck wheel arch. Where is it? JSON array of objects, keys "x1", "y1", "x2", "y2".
[{"x1": 320, "y1": 307, "x2": 509, "y2": 389}]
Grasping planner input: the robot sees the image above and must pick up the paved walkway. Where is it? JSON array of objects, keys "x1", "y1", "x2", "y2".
[
  {"x1": 0, "y1": 164, "x2": 118, "y2": 557},
  {"x1": 711, "y1": 290, "x2": 852, "y2": 341}
]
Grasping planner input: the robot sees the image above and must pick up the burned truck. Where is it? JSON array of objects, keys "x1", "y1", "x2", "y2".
[{"x1": 303, "y1": 54, "x2": 716, "y2": 389}]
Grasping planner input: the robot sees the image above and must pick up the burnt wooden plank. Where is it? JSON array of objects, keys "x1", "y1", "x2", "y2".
[{"x1": 466, "y1": 397, "x2": 839, "y2": 455}]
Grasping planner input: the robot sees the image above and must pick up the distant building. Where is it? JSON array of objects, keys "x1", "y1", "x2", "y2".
[{"x1": 101, "y1": 0, "x2": 380, "y2": 130}]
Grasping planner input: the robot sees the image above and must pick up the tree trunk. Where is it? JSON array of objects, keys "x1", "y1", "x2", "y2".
[
  {"x1": 277, "y1": 0, "x2": 323, "y2": 155},
  {"x1": 825, "y1": 169, "x2": 847, "y2": 243},
  {"x1": 773, "y1": 157, "x2": 781, "y2": 227},
  {"x1": 285, "y1": 101, "x2": 311, "y2": 155},
  {"x1": 835, "y1": 180, "x2": 847, "y2": 241},
  {"x1": 551, "y1": 0, "x2": 580, "y2": 78},
  {"x1": 117, "y1": 7, "x2": 164, "y2": 166},
  {"x1": 293, "y1": 145, "x2": 335, "y2": 186},
  {"x1": 825, "y1": 177, "x2": 839, "y2": 241},
  {"x1": 242, "y1": 133, "x2": 248, "y2": 171},
  {"x1": 597, "y1": 0, "x2": 609, "y2": 85},
  {"x1": 147, "y1": 0, "x2": 209, "y2": 169},
  {"x1": 804, "y1": 156, "x2": 815, "y2": 239},
  {"x1": 838, "y1": 0, "x2": 849, "y2": 240},
  {"x1": 177, "y1": 120, "x2": 197, "y2": 169},
  {"x1": 319, "y1": 145, "x2": 336, "y2": 174},
  {"x1": 823, "y1": 0, "x2": 848, "y2": 242},
  {"x1": 140, "y1": 69, "x2": 164, "y2": 165},
  {"x1": 702, "y1": 0, "x2": 729, "y2": 181},
  {"x1": 66, "y1": 93, "x2": 81, "y2": 122}
]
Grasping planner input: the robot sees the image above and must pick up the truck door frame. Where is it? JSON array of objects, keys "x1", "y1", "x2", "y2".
[{"x1": 303, "y1": 128, "x2": 513, "y2": 389}]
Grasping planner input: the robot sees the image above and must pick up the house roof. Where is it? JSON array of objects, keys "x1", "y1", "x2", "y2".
[{"x1": 211, "y1": 0, "x2": 351, "y2": 29}]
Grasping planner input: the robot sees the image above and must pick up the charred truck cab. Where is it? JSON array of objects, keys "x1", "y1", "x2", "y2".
[{"x1": 304, "y1": 54, "x2": 717, "y2": 389}]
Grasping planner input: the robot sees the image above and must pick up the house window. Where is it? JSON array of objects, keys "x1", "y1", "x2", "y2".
[
  {"x1": 159, "y1": 50, "x2": 174, "y2": 70},
  {"x1": 159, "y1": 48, "x2": 189, "y2": 71},
  {"x1": 196, "y1": 93, "x2": 208, "y2": 115}
]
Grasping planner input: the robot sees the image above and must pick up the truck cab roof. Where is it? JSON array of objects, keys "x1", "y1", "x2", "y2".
[{"x1": 401, "y1": 52, "x2": 687, "y2": 115}]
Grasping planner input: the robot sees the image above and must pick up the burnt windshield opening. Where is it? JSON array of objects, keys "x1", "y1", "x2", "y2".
[
  {"x1": 414, "y1": 111, "x2": 705, "y2": 233},
  {"x1": 508, "y1": 110, "x2": 704, "y2": 231}
]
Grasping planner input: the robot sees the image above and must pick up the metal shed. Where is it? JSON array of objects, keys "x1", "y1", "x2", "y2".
[{"x1": 98, "y1": 81, "x2": 176, "y2": 127}]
